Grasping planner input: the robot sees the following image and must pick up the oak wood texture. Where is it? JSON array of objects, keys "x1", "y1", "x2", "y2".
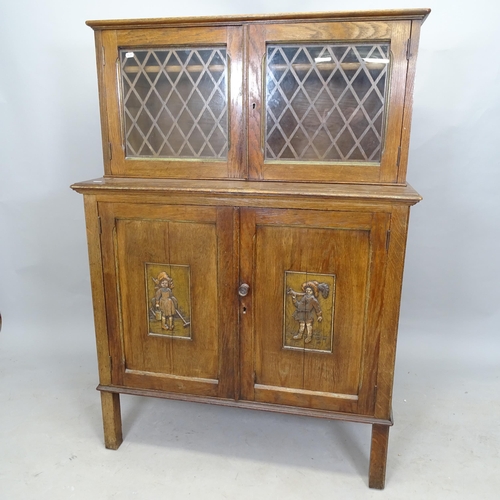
[
  {"x1": 75, "y1": 9, "x2": 428, "y2": 489},
  {"x1": 100, "y1": 391, "x2": 123, "y2": 450},
  {"x1": 98, "y1": 384, "x2": 393, "y2": 426},
  {"x1": 71, "y1": 177, "x2": 422, "y2": 205},
  {"x1": 83, "y1": 195, "x2": 113, "y2": 385},
  {"x1": 369, "y1": 424, "x2": 391, "y2": 489},
  {"x1": 76, "y1": 186, "x2": 414, "y2": 486},
  {"x1": 98, "y1": 202, "x2": 238, "y2": 398},
  {"x1": 89, "y1": 9, "x2": 427, "y2": 185},
  {"x1": 397, "y1": 20, "x2": 423, "y2": 184},
  {"x1": 86, "y1": 9, "x2": 430, "y2": 30},
  {"x1": 239, "y1": 208, "x2": 390, "y2": 415}
]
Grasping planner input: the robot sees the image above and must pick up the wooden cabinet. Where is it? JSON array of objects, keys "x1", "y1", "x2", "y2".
[{"x1": 72, "y1": 9, "x2": 429, "y2": 489}]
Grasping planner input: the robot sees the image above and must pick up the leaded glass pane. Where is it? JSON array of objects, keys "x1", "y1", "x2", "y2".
[
  {"x1": 265, "y1": 43, "x2": 390, "y2": 163},
  {"x1": 120, "y1": 47, "x2": 228, "y2": 159}
]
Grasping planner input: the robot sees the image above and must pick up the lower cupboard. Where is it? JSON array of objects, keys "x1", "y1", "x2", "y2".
[{"x1": 72, "y1": 178, "x2": 421, "y2": 489}]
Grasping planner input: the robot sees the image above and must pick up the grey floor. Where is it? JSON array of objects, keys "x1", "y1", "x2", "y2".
[{"x1": 1, "y1": 317, "x2": 498, "y2": 500}]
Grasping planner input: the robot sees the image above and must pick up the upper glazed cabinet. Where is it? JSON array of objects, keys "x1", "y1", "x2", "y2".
[{"x1": 89, "y1": 10, "x2": 427, "y2": 184}]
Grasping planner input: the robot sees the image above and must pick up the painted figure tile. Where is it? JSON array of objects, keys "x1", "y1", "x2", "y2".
[
  {"x1": 146, "y1": 263, "x2": 191, "y2": 339},
  {"x1": 283, "y1": 271, "x2": 336, "y2": 352}
]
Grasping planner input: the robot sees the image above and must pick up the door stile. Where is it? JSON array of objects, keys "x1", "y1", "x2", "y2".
[
  {"x1": 216, "y1": 207, "x2": 240, "y2": 399},
  {"x1": 227, "y1": 26, "x2": 246, "y2": 179},
  {"x1": 246, "y1": 25, "x2": 266, "y2": 180},
  {"x1": 239, "y1": 208, "x2": 256, "y2": 400}
]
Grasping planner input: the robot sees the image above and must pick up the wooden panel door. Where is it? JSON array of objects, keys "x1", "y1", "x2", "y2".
[
  {"x1": 99, "y1": 202, "x2": 238, "y2": 399},
  {"x1": 240, "y1": 208, "x2": 390, "y2": 415}
]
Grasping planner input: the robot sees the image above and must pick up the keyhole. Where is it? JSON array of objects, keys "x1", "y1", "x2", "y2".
[
  {"x1": 242, "y1": 307, "x2": 247, "y2": 314},
  {"x1": 252, "y1": 103, "x2": 256, "y2": 109}
]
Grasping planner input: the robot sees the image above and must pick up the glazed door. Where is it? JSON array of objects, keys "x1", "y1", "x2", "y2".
[
  {"x1": 98, "y1": 26, "x2": 244, "y2": 179},
  {"x1": 99, "y1": 202, "x2": 238, "y2": 398},
  {"x1": 240, "y1": 208, "x2": 390, "y2": 415},
  {"x1": 247, "y1": 20, "x2": 411, "y2": 184}
]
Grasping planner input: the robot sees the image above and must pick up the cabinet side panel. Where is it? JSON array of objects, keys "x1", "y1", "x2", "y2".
[
  {"x1": 83, "y1": 195, "x2": 112, "y2": 384},
  {"x1": 378, "y1": 22, "x2": 411, "y2": 183},
  {"x1": 93, "y1": 31, "x2": 111, "y2": 176},
  {"x1": 357, "y1": 213, "x2": 391, "y2": 415},
  {"x1": 98, "y1": 204, "x2": 126, "y2": 385},
  {"x1": 397, "y1": 21, "x2": 423, "y2": 184},
  {"x1": 100, "y1": 30, "x2": 120, "y2": 175},
  {"x1": 375, "y1": 206, "x2": 410, "y2": 419}
]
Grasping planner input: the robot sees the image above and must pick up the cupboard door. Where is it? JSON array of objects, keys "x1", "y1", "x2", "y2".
[
  {"x1": 247, "y1": 21, "x2": 411, "y2": 184},
  {"x1": 99, "y1": 203, "x2": 238, "y2": 398},
  {"x1": 240, "y1": 208, "x2": 390, "y2": 415},
  {"x1": 98, "y1": 26, "x2": 244, "y2": 179}
]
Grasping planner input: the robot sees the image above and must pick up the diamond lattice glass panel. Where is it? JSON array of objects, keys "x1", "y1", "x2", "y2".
[
  {"x1": 120, "y1": 47, "x2": 228, "y2": 159},
  {"x1": 265, "y1": 43, "x2": 390, "y2": 163}
]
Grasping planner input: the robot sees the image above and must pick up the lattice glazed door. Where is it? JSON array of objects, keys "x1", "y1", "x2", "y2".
[
  {"x1": 98, "y1": 26, "x2": 244, "y2": 179},
  {"x1": 247, "y1": 20, "x2": 412, "y2": 184}
]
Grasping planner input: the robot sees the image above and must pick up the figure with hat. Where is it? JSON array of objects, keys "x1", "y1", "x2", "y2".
[
  {"x1": 287, "y1": 280, "x2": 329, "y2": 344},
  {"x1": 151, "y1": 272, "x2": 178, "y2": 331}
]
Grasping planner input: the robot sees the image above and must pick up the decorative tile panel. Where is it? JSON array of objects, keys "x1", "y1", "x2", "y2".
[
  {"x1": 283, "y1": 271, "x2": 336, "y2": 353},
  {"x1": 146, "y1": 263, "x2": 191, "y2": 339}
]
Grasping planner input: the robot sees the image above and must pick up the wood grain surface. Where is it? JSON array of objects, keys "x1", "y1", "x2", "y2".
[{"x1": 75, "y1": 9, "x2": 428, "y2": 488}]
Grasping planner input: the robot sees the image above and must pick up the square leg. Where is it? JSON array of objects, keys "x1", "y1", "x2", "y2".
[
  {"x1": 369, "y1": 424, "x2": 390, "y2": 489},
  {"x1": 100, "y1": 391, "x2": 123, "y2": 450}
]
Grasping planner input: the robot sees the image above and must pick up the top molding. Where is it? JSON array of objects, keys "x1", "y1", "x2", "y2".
[{"x1": 86, "y1": 9, "x2": 431, "y2": 30}]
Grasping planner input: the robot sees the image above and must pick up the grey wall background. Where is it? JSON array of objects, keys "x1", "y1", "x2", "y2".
[{"x1": 0, "y1": 0, "x2": 498, "y2": 490}]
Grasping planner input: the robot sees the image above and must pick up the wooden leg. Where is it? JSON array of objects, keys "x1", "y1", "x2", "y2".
[
  {"x1": 369, "y1": 424, "x2": 390, "y2": 489},
  {"x1": 100, "y1": 391, "x2": 123, "y2": 450}
]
